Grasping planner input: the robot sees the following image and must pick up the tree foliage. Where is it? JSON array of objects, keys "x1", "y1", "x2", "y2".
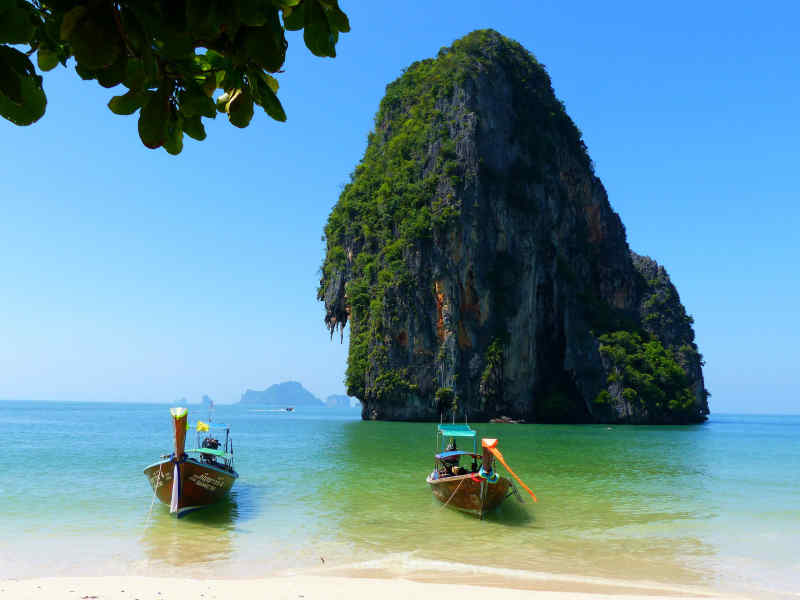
[
  {"x1": 597, "y1": 330, "x2": 699, "y2": 422},
  {"x1": 0, "y1": 0, "x2": 349, "y2": 153}
]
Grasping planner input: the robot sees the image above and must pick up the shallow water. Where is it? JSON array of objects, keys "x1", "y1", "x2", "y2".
[{"x1": 0, "y1": 402, "x2": 797, "y2": 598}]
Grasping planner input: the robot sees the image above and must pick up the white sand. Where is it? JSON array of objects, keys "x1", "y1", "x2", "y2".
[{"x1": 0, "y1": 574, "x2": 738, "y2": 600}]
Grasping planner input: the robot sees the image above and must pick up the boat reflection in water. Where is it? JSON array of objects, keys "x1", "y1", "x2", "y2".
[{"x1": 140, "y1": 493, "x2": 240, "y2": 569}]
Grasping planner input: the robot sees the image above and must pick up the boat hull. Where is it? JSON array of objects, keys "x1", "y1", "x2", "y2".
[
  {"x1": 426, "y1": 473, "x2": 511, "y2": 518},
  {"x1": 144, "y1": 458, "x2": 238, "y2": 517}
]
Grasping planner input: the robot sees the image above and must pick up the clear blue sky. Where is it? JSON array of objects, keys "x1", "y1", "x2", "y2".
[{"x1": 1, "y1": 1, "x2": 797, "y2": 412}]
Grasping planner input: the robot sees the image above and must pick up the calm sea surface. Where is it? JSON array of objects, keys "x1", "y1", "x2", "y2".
[{"x1": 0, "y1": 402, "x2": 797, "y2": 597}]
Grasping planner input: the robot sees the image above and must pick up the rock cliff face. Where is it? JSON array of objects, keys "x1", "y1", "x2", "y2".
[{"x1": 319, "y1": 30, "x2": 709, "y2": 424}]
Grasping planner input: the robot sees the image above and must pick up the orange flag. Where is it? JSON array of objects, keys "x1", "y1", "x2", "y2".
[{"x1": 487, "y1": 446, "x2": 538, "y2": 502}]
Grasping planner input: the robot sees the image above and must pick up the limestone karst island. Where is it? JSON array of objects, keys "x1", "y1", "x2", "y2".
[{"x1": 319, "y1": 30, "x2": 709, "y2": 425}]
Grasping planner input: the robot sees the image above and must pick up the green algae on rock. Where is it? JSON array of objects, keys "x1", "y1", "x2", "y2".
[{"x1": 319, "y1": 29, "x2": 709, "y2": 424}]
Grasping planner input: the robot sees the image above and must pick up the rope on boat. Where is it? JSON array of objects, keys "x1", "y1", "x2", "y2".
[
  {"x1": 145, "y1": 462, "x2": 166, "y2": 525},
  {"x1": 440, "y1": 477, "x2": 466, "y2": 509}
]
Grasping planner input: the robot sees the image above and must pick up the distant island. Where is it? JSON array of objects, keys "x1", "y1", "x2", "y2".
[
  {"x1": 238, "y1": 382, "x2": 359, "y2": 408},
  {"x1": 239, "y1": 381, "x2": 325, "y2": 407}
]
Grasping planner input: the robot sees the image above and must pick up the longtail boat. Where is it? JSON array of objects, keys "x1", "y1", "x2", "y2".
[
  {"x1": 143, "y1": 407, "x2": 238, "y2": 518},
  {"x1": 426, "y1": 423, "x2": 537, "y2": 518}
]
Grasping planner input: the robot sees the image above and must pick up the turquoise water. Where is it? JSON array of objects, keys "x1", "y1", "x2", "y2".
[{"x1": 0, "y1": 402, "x2": 798, "y2": 597}]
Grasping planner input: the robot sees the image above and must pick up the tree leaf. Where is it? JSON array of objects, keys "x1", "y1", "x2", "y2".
[
  {"x1": 0, "y1": 44, "x2": 35, "y2": 78},
  {"x1": 70, "y1": 10, "x2": 124, "y2": 71},
  {"x1": 37, "y1": 49, "x2": 59, "y2": 72},
  {"x1": 203, "y1": 50, "x2": 227, "y2": 70},
  {"x1": 215, "y1": 90, "x2": 231, "y2": 113},
  {"x1": 0, "y1": 70, "x2": 46, "y2": 125},
  {"x1": 303, "y1": 0, "x2": 335, "y2": 58},
  {"x1": 59, "y1": 6, "x2": 88, "y2": 40},
  {"x1": 260, "y1": 71, "x2": 279, "y2": 93},
  {"x1": 0, "y1": 1, "x2": 36, "y2": 44},
  {"x1": 239, "y1": 0, "x2": 269, "y2": 27},
  {"x1": 118, "y1": 6, "x2": 146, "y2": 54},
  {"x1": 179, "y1": 86, "x2": 216, "y2": 118},
  {"x1": 182, "y1": 114, "x2": 206, "y2": 141},
  {"x1": 74, "y1": 62, "x2": 97, "y2": 80},
  {"x1": 96, "y1": 55, "x2": 127, "y2": 88},
  {"x1": 326, "y1": 3, "x2": 350, "y2": 33},
  {"x1": 163, "y1": 114, "x2": 184, "y2": 155},
  {"x1": 108, "y1": 89, "x2": 147, "y2": 115},
  {"x1": 138, "y1": 88, "x2": 170, "y2": 149},
  {"x1": 201, "y1": 73, "x2": 217, "y2": 96},
  {"x1": 227, "y1": 88, "x2": 253, "y2": 127},
  {"x1": 0, "y1": 52, "x2": 22, "y2": 104},
  {"x1": 123, "y1": 58, "x2": 146, "y2": 91},
  {"x1": 282, "y1": 1, "x2": 304, "y2": 30},
  {"x1": 235, "y1": 20, "x2": 286, "y2": 72},
  {"x1": 254, "y1": 75, "x2": 286, "y2": 122},
  {"x1": 159, "y1": 29, "x2": 194, "y2": 60},
  {"x1": 186, "y1": 0, "x2": 216, "y2": 38}
]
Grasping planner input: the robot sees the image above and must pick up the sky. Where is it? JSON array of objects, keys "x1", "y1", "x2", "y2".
[{"x1": 1, "y1": 1, "x2": 798, "y2": 412}]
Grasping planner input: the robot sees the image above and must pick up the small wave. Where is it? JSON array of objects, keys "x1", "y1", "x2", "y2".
[{"x1": 291, "y1": 552, "x2": 730, "y2": 598}]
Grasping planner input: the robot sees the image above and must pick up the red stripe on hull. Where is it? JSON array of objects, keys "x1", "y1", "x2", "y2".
[{"x1": 426, "y1": 473, "x2": 510, "y2": 517}]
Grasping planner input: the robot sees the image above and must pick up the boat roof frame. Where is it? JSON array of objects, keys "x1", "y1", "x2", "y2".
[
  {"x1": 437, "y1": 424, "x2": 476, "y2": 438},
  {"x1": 437, "y1": 423, "x2": 478, "y2": 453}
]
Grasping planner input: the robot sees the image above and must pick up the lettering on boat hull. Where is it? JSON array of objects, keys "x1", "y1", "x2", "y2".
[{"x1": 143, "y1": 458, "x2": 237, "y2": 516}]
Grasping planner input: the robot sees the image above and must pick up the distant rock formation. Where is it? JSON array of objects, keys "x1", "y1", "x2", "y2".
[
  {"x1": 318, "y1": 29, "x2": 709, "y2": 424},
  {"x1": 325, "y1": 394, "x2": 359, "y2": 408},
  {"x1": 239, "y1": 381, "x2": 324, "y2": 407}
]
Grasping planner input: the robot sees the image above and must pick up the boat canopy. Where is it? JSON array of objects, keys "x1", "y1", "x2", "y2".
[
  {"x1": 435, "y1": 450, "x2": 481, "y2": 460},
  {"x1": 187, "y1": 448, "x2": 233, "y2": 460},
  {"x1": 437, "y1": 424, "x2": 476, "y2": 438}
]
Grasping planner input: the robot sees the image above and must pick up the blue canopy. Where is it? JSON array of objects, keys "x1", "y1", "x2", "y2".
[{"x1": 437, "y1": 424, "x2": 476, "y2": 438}]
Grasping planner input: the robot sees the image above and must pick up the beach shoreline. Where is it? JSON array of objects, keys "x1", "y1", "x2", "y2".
[{"x1": 0, "y1": 572, "x2": 735, "y2": 600}]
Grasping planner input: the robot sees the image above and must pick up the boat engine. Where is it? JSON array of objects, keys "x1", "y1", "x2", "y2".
[{"x1": 202, "y1": 437, "x2": 220, "y2": 449}]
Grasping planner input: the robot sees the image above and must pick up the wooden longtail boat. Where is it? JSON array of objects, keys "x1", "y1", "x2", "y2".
[
  {"x1": 143, "y1": 407, "x2": 238, "y2": 518},
  {"x1": 426, "y1": 424, "x2": 537, "y2": 519}
]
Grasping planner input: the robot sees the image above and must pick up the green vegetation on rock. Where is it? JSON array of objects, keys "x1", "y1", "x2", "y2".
[
  {"x1": 320, "y1": 29, "x2": 590, "y2": 403},
  {"x1": 479, "y1": 337, "x2": 505, "y2": 409},
  {"x1": 597, "y1": 331, "x2": 698, "y2": 422},
  {"x1": 319, "y1": 29, "x2": 708, "y2": 423}
]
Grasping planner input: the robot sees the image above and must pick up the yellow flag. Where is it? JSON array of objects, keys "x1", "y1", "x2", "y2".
[{"x1": 197, "y1": 421, "x2": 209, "y2": 432}]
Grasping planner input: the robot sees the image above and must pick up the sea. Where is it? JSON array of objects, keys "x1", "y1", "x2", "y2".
[{"x1": 0, "y1": 401, "x2": 797, "y2": 598}]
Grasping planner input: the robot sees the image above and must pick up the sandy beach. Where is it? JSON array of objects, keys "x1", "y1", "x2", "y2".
[{"x1": 0, "y1": 573, "x2": 737, "y2": 600}]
